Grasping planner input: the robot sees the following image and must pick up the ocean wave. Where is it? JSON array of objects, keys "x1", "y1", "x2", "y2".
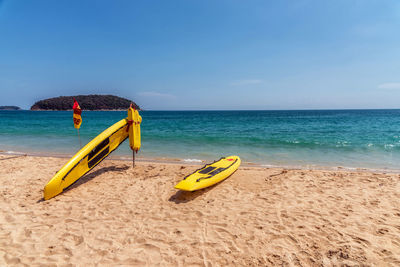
[
  {"x1": 183, "y1": 158, "x2": 202, "y2": 163},
  {"x1": 5, "y1": 151, "x2": 26, "y2": 155}
]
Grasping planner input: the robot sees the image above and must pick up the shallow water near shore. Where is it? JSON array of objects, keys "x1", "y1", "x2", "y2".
[{"x1": 1, "y1": 109, "x2": 400, "y2": 170}]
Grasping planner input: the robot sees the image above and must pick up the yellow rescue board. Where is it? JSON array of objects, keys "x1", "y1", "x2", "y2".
[
  {"x1": 128, "y1": 107, "x2": 142, "y2": 151},
  {"x1": 175, "y1": 156, "x2": 241, "y2": 191},
  {"x1": 44, "y1": 118, "x2": 129, "y2": 200}
]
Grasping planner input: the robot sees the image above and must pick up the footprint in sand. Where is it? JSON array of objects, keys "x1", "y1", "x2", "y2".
[
  {"x1": 24, "y1": 228, "x2": 32, "y2": 238},
  {"x1": 132, "y1": 243, "x2": 162, "y2": 262},
  {"x1": 5, "y1": 215, "x2": 15, "y2": 223},
  {"x1": 376, "y1": 228, "x2": 389, "y2": 235},
  {"x1": 3, "y1": 254, "x2": 21, "y2": 265},
  {"x1": 61, "y1": 233, "x2": 84, "y2": 246},
  {"x1": 350, "y1": 235, "x2": 371, "y2": 246}
]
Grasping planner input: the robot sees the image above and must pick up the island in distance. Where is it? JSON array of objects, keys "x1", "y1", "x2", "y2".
[
  {"x1": 0, "y1": 106, "x2": 21, "y2": 110},
  {"x1": 30, "y1": 95, "x2": 140, "y2": 111}
]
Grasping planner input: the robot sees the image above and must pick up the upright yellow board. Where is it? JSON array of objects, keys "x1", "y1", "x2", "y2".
[
  {"x1": 44, "y1": 118, "x2": 129, "y2": 200},
  {"x1": 128, "y1": 107, "x2": 142, "y2": 152},
  {"x1": 175, "y1": 156, "x2": 241, "y2": 191}
]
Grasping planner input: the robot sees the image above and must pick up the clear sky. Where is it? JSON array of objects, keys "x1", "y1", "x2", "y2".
[{"x1": 1, "y1": 0, "x2": 400, "y2": 110}]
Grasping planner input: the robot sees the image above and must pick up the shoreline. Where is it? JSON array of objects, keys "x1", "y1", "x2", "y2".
[{"x1": 1, "y1": 149, "x2": 400, "y2": 174}]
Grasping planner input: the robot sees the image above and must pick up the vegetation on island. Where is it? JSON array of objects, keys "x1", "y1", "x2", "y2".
[
  {"x1": 0, "y1": 106, "x2": 21, "y2": 110},
  {"x1": 30, "y1": 95, "x2": 140, "y2": 110}
]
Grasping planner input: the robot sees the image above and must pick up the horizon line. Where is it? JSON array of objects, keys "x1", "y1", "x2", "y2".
[{"x1": 7, "y1": 108, "x2": 400, "y2": 112}]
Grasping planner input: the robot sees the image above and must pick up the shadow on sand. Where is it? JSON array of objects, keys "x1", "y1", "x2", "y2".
[
  {"x1": 168, "y1": 170, "x2": 237, "y2": 204},
  {"x1": 38, "y1": 165, "x2": 130, "y2": 202},
  {"x1": 0, "y1": 154, "x2": 27, "y2": 161},
  {"x1": 64, "y1": 165, "x2": 130, "y2": 193},
  {"x1": 168, "y1": 181, "x2": 227, "y2": 204}
]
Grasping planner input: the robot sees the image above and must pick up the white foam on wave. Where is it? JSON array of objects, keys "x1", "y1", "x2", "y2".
[
  {"x1": 261, "y1": 164, "x2": 277, "y2": 168},
  {"x1": 5, "y1": 151, "x2": 26, "y2": 155},
  {"x1": 183, "y1": 158, "x2": 202, "y2": 163},
  {"x1": 385, "y1": 144, "x2": 395, "y2": 148}
]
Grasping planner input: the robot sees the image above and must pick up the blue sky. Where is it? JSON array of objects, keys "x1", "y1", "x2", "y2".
[{"x1": 0, "y1": 0, "x2": 400, "y2": 110}]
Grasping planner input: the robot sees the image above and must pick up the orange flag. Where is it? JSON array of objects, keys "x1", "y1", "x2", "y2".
[{"x1": 72, "y1": 98, "x2": 82, "y2": 129}]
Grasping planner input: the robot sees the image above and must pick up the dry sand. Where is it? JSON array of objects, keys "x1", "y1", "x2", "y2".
[{"x1": 0, "y1": 154, "x2": 400, "y2": 266}]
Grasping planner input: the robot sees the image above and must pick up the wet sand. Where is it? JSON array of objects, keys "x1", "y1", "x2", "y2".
[{"x1": 0, "y1": 155, "x2": 399, "y2": 266}]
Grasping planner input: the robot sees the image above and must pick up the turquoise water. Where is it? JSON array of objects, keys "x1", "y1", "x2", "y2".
[{"x1": 1, "y1": 110, "x2": 400, "y2": 170}]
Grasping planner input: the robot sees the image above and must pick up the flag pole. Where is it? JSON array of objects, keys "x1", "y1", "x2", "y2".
[{"x1": 77, "y1": 129, "x2": 82, "y2": 149}]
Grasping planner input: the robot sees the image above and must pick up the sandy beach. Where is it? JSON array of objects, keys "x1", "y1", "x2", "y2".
[{"x1": 0, "y1": 154, "x2": 399, "y2": 266}]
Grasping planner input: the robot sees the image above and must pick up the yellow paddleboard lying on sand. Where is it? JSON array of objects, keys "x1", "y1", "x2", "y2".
[
  {"x1": 44, "y1": 118, "x2": 129, "y2": 200},
  {"x1": 175, "y1": 155, "x2": 241, "y2": 191}
]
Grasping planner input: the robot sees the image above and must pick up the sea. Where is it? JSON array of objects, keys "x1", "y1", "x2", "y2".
[{"x1": 1, "y1": 110, "x2": 400, "y2": 171}]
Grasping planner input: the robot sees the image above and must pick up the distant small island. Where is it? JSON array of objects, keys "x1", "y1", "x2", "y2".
[
  {"x1": 30, "y1": 95, "x2": 140, "y2": 111},
  {"x1": 0, "y1": 106, "x2": 21, "y2": 110}
]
